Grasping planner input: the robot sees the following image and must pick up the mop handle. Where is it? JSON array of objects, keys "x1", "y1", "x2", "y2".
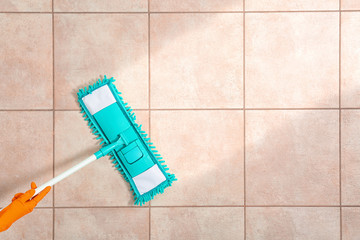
[
  {"x1": 34, "y1": 154, "x2": 97, "y2": 196},
  {"x1": 33, "y1": 137, "x2": 124, "y2": 196}
]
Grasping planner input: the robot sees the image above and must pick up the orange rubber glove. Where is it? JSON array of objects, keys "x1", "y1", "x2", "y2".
[{"x1": 0, "y1": 182, "x2": 51, "y2": 232}]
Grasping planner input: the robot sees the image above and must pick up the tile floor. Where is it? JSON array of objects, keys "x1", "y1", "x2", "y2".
[{"x1": 0, "y1": 0, "x2": 359, "y2": 240}]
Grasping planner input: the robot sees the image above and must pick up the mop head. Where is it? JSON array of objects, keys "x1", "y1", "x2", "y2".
[{"x1": 77, "y1": 76, "x2": 176, "y2": 205}]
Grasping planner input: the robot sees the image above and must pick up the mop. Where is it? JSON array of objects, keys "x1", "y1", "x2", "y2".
[{"x1": 34, "y1": 76, "x2": 176, "y2": 205}]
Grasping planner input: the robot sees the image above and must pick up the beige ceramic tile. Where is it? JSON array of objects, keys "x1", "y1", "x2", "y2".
[
  {"x1": 246, "y1": 207, "x2": 340, "y2": 240},
  {"x1": 341, "y1": 110, "x2": 360, "y2": 205},
  {"x1": 54, "y1": 14, "x2": 148, "y2": 110},
  {"x1": 341, "y1": 13, "x2": 360, "y2": 108},
  {"x1": 1, "y1": 209, "x2": 52, "y2": 240},
  {"x1": 245, "y1": 13, "x2": 339, "y2": 108},
  {"x1": 342, "y1": 0, "x2": 360, "y2": 10},
  {"x1": 343, "y1": 207, "x2": 360, "y2": 240},
  {"x1": 151, "y1": 207, "x2": 244, "y2": 240},
  {"x1": 54, "y1": 110, "x2": 149, "y2": 206},
  {"x1": 151, "y1": 110, "x2": 243, "y2": 206},
  {"x1": 54, "y1": 0, "x2": 147, "y2": 12},
  {"x1": 0, "y1": 112, "x2": 53, "y2": 207},
  {"x1": 0, "y1": 14, "x2": 52, "y2": 109},
  {"x1": 0, "y1": 0, "x2": 51, "y2": 11},
  {"x1": 150, "y1": 14, "x2": 243, "y2": 109},
  {"x1": 55, "y1": 208, "x2": 148, "y2": 240},
  {"x1": 245, "y1": 0, "x2": 338, "y2": 11},
  {"x1": 150, "y1": 0, "x2": 243, "y2": 12},
  {"x1": 246, "y1": 110, "x2": 339, "y2": 205}
]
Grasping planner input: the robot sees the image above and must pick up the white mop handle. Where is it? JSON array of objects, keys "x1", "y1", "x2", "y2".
[{"x1": 34, "y1": 154, "x2": 98, "y2": 196}]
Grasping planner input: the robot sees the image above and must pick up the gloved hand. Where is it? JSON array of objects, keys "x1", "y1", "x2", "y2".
[{"x1": 0, "y1": 182, "x2": 51, "y2": 232}]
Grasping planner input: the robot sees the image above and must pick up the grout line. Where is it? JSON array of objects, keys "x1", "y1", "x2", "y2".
[
  {"x1": 245, "y1": 205, "x2": 345, "y2": 208},
  {"x1": 339, "y1": 1, "x2": 342, "y2": 239},
  {"x1": 149, "y1": 204, "x2": 151, "y2": 240},
  {"x1": 149, "y1": 107, "x2": 340, "y2": 111},
  {"x1": 0, "y1": 109, "x2": 55, "y2": 111},
  {"x1": 51, "y1": 0, "x2": 55, "y2": 239},
  {"x1": 64, "y1": 10, "x2": 358, "y2": 13},
  {"x1": 335, "y1": 205, "x2": 360, "y2": 207},
  {"x1": 58, "y1": 108, "x2": 245, "y2": 111},
  {"x1": 149, "y1": 206, "x2": 151, "y2": 240},
  {"x1": 149, "y1": 108, "x2": 244, "y2": 110},
  {"x1": 149, "y1": 10, "x2": 340, "y2": 13},
  {"x1": 241, "y1": 10, "x2": 340, "y2": 13},
  {"x1": 148, "y1": 1, "x2": 151, "y2": 239},
  {"x1": 243, "y1": 6, "x2": 246, "y2": 240},
  {"x1": 0, "y1": 11, "x2": 148, "y2": 14},
  {"x1": 244, "y1": 107, "x2": 341, "y2": 110},
  {"x1": 56, "y1": 11, "x2": 152, "y2": 14},
  {"x1": 54, "y1": 108, "x2": 151, "y2": 111},
  {"x1": 53, "y1": 109, "x2": 86, "y2": 111},
  {"x1": 342, "y1": 9, "x2": 360, "y2": 12},
  {"x1": 2, "y1": 107, "x2": 360, "y2": 112},
  {"x1": 34, "y1": 205, "x2": 357, "y2": 209},
  {"x1": 4, "y1": 10, "x2": 360, "y2": 14},
  {"x1": 336, "y1": 108, "x2": 360, "y2": 110},
  {"x1": 154, "y1": 11, "x2": 249, "y2": 13},
  {"x1": 37, "y1": 206, "x2": 148, "y2": 209},
  {"x1": 148, "y1": 107, "x2": 360, "y2": 111},
  {"x1": 148, "y1": 11, "x2": 151, "y2": 111},
  {"x1": 2, "y1": 107, "x2": 357, "y2": 111},
  {"x1": 0, "y1": 12, "x2": 54, "y2": 13}
]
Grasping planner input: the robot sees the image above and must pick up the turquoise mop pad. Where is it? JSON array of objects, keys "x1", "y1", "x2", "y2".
[{"x1": 77, "y1": 76, "x2": 176, "y2": 205}]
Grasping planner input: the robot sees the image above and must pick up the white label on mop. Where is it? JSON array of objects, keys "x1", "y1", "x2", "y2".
[
  {"x1": 132, "y1": 165, "x2": 166, "y2": 195},
  {"x1": 82, "y1": 85, "x2": 116, "y2": 115}
]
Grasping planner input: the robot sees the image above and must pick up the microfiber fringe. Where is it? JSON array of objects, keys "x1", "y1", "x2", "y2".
[
  {"x1": 135, "y1": 173, "x2": 176, "y2": 205},
  {"x1": 78, "y1": 75, "x2": 176, "y2": 206}
]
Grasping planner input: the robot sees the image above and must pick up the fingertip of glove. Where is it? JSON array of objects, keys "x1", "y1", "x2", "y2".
[{"x1": 27, "y1": 189, "x2": 35, "y2": 197}]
